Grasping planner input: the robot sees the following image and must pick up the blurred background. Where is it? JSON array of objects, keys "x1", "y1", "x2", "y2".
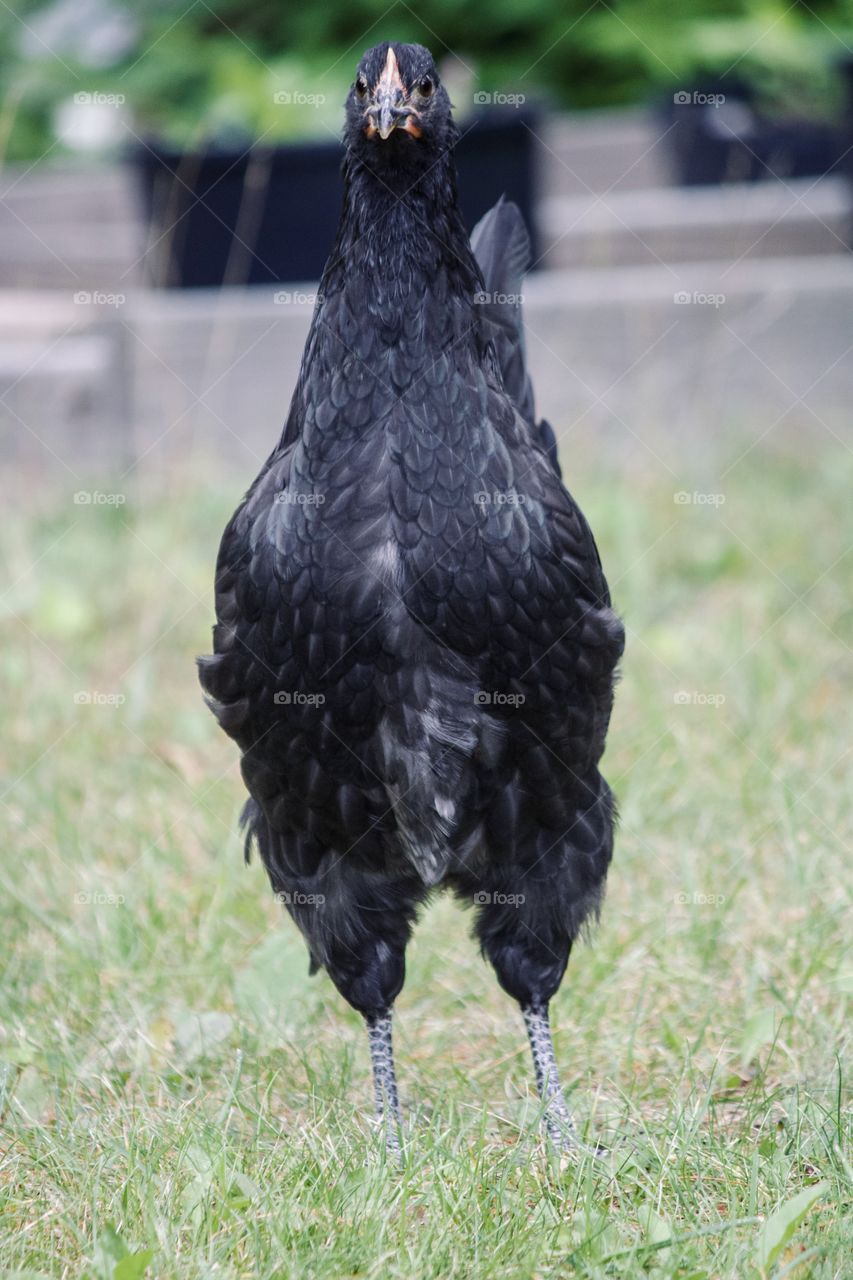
[{"x1": 3, "y1": 0, "x2": 853, "y2": 471}]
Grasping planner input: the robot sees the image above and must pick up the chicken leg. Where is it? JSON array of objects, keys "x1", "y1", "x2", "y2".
[
  {"x1": 522, "y1": 1002, "x2": 577, "y2": 1148},
  {"x1": 366, "y1": 1010, "x2": 403, "y2": 1155}
]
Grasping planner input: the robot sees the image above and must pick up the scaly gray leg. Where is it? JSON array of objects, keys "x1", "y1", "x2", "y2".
[
  {"x1": 366, "y1": 1010, "x2": 402, "y2": 1155},
  {"x1": 522, "y1": 1001, "x2": 577, "y2": 1148}
]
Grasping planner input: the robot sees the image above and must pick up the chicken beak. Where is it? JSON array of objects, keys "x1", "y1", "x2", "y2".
[
  {"x1": 376, "y1": 93, "x2": 399, "y2": 141},
  {"x1": 369, "y1": 46, "x2": 410, "y2": 141}
]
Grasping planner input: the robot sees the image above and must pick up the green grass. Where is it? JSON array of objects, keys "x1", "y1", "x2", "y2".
[{"x1": 0, "y1": 443, "x2": 850, "y2": 1278}]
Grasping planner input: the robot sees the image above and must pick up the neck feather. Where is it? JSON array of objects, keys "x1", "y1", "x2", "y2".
[{"x1": 321, "y1": 151, "x2": 482, "y2": 314}]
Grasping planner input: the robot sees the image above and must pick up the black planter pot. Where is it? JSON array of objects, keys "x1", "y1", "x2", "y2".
[
  {"x1": 133, "y1": 109, "x2": 539, "y2": 288},
  {"x1": 662, "y1": 82, "x2": 849, "y2": 186}
]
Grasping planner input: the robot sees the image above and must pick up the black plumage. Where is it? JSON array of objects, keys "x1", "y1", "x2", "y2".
[{"x1": 200, "y1": 41, "x2": 624, "y2": 1151}]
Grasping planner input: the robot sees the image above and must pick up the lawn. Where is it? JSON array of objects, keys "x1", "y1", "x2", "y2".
[{"x1": 0, "y1": 439, "x2": 850, "y2": 1278}]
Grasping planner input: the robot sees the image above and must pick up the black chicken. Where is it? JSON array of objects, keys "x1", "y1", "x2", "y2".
[{"x1": 200, "y1": 42, "x2": 624, "y2": 1153}]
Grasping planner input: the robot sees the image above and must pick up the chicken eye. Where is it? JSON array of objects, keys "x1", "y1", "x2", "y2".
[
  {"x1": 418, "y1": 77, "x2": 434, "y2": 97},
  {"x1": 355, "y1": 76, "x2": 368, "y2": 98}
]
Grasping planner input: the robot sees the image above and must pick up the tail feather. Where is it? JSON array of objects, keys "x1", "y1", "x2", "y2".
[
  {"x1": 470, "y1": 197, "x2": 561, "y2": 477},
  {"x1": 470, "y1": 194, "x2": 531, "y2": 314}
]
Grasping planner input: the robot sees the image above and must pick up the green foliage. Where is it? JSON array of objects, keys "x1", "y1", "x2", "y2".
[
  {"x1": 756, "y1": 1183, "x2": 830, "y2": 1273},
  {"x1": 2, "y1": 0, "x2": 853, "y2": 158},
  {"x1": 91, "y1": 1225, "x2": 154, "y2": 1280}
]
